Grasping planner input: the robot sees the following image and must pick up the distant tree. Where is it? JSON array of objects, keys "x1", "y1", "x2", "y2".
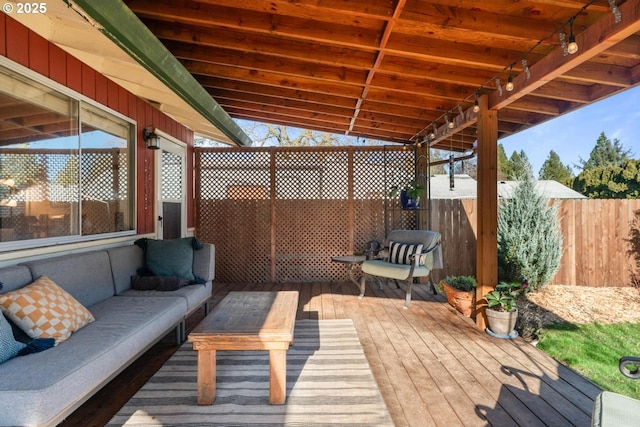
[
  {"x1": 429, "y1": 149, "x2": 447, "y2": 174},
  {"x1": 539, "y1": 150, "x2": 573, "y2": 185},
  {"x1": 497, "y1": 143, "x2": 511, "y2": 180},
  {"x1": 508, "y1": 150, "x2": 533, "y2": 179},
  {"x1": 497, "y1": 169, "x2": 563, "y2": 291},
  {"x1": 579, "y1": 131, "x2": 632, "y2": 171},
  {"x1": 573, "y1": 159, "x2": 640, "y2": 199}
]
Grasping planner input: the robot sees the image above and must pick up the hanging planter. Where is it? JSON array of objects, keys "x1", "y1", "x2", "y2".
[{"x1": 390, "y1": 180, "x2": 424, "y2": 210}]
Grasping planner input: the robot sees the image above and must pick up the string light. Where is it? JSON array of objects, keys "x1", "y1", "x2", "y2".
[
  {"x1": 410, "y1": 0, "x2": 620, "y2": 145},
  {"x1": 505, "y1": 66, "x2": 514, "y2": 91},
  {"x1": 567, "y1": 17, "x2": 578, "y2": 54}
]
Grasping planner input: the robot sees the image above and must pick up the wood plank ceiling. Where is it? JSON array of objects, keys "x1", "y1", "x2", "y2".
[{"x1": 124, "y1": 0, "x2": 640, "y2": 151}]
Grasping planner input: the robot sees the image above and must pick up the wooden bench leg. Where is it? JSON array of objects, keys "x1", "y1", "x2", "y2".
[
  {"x1": 197, "y1": 349, "x2": 216, "y2": 405},
  {"x1": 269, "y1": 349, "x2": 287, "y2": 404}
]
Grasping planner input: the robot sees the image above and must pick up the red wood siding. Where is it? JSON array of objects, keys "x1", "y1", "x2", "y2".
[{"x1": 1, "y1": 16, "x2": 195, "y2": 234}]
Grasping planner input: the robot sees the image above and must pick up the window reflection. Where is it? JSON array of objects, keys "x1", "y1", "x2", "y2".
[{"x1": 0, "y1": 66, "x2": 134, "y2": 246}]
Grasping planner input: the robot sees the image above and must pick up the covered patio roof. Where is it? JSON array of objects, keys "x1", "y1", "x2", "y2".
[
  {"x1": 118, "y1": 0, "x2": 639, "y2": 152},
  {"x1": 10, "y1": 1, "x2": 640, "y2": 151}
]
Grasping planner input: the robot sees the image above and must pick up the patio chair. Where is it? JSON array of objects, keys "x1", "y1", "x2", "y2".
[
  {"x1": 590, "y1": 356, "x2": 640, "y2": 426},
  {"x1": 359, "y1": 229, "x2": 442, "y2": 308}
]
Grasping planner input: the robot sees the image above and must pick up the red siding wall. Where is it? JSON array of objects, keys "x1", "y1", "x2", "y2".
[{"x1": 0, "y1": 14, "x2": 195, "y2": 234}]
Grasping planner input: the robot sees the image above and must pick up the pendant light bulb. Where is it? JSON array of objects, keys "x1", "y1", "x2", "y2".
[
  {"x1": 505, "y1": 75, "x2": 514, "y2": 92},
  {"x1": 505, "y1": 67, "x2": 514, "y2": 92},
  {"x1": 567, "y1": 17, "x2": 578, "y2": 54},
  {"x1": 567, "y1": 35, "x2": 578, "y2": 54},
  {"x1": 473, "y1": 92, "x2": 480, "y2": 113}
]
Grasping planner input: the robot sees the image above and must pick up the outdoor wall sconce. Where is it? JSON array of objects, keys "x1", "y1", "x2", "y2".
[{"x1": 144, "y1": 126, "x2": 160, "y2": 150}]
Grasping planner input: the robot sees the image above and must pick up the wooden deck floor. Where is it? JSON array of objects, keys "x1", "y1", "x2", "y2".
[{"x1": 62, "y1": 280, "x2": 601, "y2": 427}]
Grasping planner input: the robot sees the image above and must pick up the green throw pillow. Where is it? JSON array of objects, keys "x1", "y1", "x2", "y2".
[{"x1": 145, "y1": 238, "x2": 195, "y2": 281}]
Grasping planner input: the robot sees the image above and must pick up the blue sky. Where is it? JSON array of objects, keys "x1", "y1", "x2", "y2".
[{"x1": 501, "y1": 85, "x2": 640, "y2": 175}]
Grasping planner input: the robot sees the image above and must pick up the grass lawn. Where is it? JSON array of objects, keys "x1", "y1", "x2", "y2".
[{"x1": 537, "y1": 322, "x2": 640, "y2": 399}]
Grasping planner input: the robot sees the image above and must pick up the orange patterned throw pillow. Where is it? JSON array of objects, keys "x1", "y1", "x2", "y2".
[{"x1": 0, "y1": 276, "x2": 95, "y2": 344}]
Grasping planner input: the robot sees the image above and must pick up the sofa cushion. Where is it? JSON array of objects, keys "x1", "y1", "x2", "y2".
[
  {"x1": 0, "y1": 311, "x2": 25, "y2": 364},
  {"x1": 0, "y1": 276, "x2": 95, "y2": 344},
  {"x1": 0, "y1": 295, "x2": 186, "y2": 427},
  {"x1": 145, "y1": 238, "x2": 196, "y2": 281},
  {"x1": 107, "y1": 245, "x2": 145, "y2": 295},
  {"x1": 20, "y1": 251, "x2": 115, "y2": 307}
]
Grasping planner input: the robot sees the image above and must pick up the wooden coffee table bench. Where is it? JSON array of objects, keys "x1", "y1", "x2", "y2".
[{"x1": 187, "y1": 291, "x2": 299, "y2": 405}]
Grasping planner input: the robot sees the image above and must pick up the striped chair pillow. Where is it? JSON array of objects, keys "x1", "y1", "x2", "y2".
[{"x1": 389, "y1": 241, "x2": 424, "y2": 266}]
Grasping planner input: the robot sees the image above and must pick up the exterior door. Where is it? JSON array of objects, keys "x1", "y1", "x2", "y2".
[{"x1": 156, "y1": 136, "x2": 187, "y2": 240}]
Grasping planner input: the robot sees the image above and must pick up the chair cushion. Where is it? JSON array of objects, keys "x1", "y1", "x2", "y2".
[
  {"x1": 592, "y1": 391, "x2": 640, "y2": 427},
  {"x1": 362, "y1": 259, "x2": 431, "y2": 280},
  {"x1": 0, "y1": 276, "x2": 95, "y2": 344},
  {"x1": 389, "y1": 241, "x2": 423, "y2": 266}
]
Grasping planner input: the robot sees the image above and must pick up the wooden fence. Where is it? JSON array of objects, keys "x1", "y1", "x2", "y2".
[{"x1": 429, "y1": 198, "x2": 640, "y2": 287}]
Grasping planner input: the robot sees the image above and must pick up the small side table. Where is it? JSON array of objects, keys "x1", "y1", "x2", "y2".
[{"x1": 331, "y1": 255, "x2": 366, "y2": 287}]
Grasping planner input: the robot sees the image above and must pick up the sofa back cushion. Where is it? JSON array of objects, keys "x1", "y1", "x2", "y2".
[
  {"x1": 107, "y1": 245, "x2": 145, "y2": 295},
  {"x1": 0, "y1": 265, "x2": 33, "y2": 293},
  {"x1": 20, "y1": 250, "x2": 114, "y2": 307}
]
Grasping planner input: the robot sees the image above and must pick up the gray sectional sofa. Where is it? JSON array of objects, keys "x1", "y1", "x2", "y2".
[{"x1": 0, "y1": 241, "x2": 214, "y2": 427}]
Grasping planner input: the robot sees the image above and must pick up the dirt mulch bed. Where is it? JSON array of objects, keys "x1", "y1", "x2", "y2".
[{"x1": 525, "y1": 284, "x2": 640, "y2": 325}]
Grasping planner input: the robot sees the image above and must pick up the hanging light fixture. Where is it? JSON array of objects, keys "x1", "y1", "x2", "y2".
[
  {"x1": 567, "y1": 17, "x2": 579, "y2": 54},
  {"x1": 429, "y1": 123, "x2": 436, "y2": 140},
  {"x1": 473, "y1": 91, "x2": 480, "y2": 113},
  {"x1": 144, "y1": 126, "x2": 160, "y2": 150},
  {"x1": 505, "y1": 66, "x2": 514, "y2": 92}
]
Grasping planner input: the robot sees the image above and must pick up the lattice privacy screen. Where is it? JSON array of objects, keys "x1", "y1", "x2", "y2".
[
  {"x1": 195, "y1": 146, "x2": 421, "y2": 283},
  {"x1": 162, "y1": 151, "x2": 182, "y2": 200}
]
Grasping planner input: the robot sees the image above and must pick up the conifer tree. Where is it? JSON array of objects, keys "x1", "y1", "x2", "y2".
[
  {"x1": 539, "y1": 150, "x2": 573, "y2": 184},
  {"x1": 497, "y1": 169, "x2": 563, "y2": 291}
]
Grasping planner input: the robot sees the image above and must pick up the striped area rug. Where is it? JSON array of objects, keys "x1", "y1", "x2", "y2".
[{"x1": 108, "y1": 319, "x2": 394, "y2": 426}]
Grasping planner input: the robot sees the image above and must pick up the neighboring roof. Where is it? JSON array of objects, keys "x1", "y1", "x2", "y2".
[
  {"x1": 8, "y1": 0, "x2": 251, "y2": 146},
  {"x1": 428, "y1": 175, "x2": 587, "y2": 200},
  {"x1": 498, "y1": 180, "x2": 587, "y2": 200},
  {"x1": 429, "y1": 174, "x2": 478, "y2": 200}
]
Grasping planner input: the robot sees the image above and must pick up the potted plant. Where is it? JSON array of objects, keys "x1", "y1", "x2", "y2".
[
  {"x1": 438, "y1": 275, "x2": 476, "y2": 317},
  {"x1": 389, "y1": 180, "x2": 424, "y2": 209},
  {"x1": 483, "y1": 279, "x2": 528, "y2": 338}
]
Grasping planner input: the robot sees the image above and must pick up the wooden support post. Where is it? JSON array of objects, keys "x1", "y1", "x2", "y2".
[{"x1": 475, "y1": 95, "x2": 498, "y2": 330}]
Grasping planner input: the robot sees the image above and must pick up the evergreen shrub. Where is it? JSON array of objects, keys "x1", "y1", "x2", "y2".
[{"x1": 497, "y1": 171, "x2": 563, "y2": 291}]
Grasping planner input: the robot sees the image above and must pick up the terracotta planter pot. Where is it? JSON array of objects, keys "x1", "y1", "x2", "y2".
[
  {"x1": 486, "y1": 308, "x2": 518, "y2": 337},
  {"x1": 440, "y1": 281, "x2": 476, "y2": 317}
]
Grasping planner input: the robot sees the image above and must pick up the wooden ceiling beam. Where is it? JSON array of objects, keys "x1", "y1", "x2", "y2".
[
  {"x1": 193, "y1": 0, "x2": 395, "y2": 22},
  {"x1": 148, "y1": 22, "x2": 377, "y2": 69},
  {"x1": 130, "y1": 0, "x2": 384, "y2": 50},
  {"x1": 212, "y1": 93, "x2": 355, "y2": 119},
  {"x1": 200, "y1": 78, "x2": 357, "y2": 109},
  {"x1": 179, "y1": 56, "x2": 368, "y2": 88},
  {"x1": 386, "y1": 34, "x2": 546, "y2": 70},
  {"x1": 347, "y1": 0, "x2": 407, "y2": 134},
  {"x1": 185, "y1": 61, "x2": 364, "y2": 98}
]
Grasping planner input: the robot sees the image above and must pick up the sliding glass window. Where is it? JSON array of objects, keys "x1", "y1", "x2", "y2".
[{"x1": 0, "y1": 65, "x2": 135, "y2": 248}]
